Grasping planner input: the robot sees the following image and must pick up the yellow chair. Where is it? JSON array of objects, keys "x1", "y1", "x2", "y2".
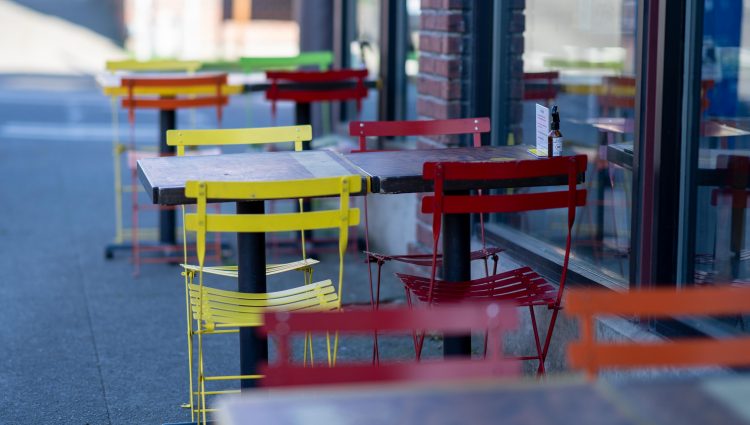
[
  {"x1": 167, "y1": 124, "x2": 320, "y2": 279},
  {"x1": 183, "y1": 175, "x2": 361, "y2": 423},
  {"x1": 169, "y1": 126, "x2": 322, "y2": 417}
]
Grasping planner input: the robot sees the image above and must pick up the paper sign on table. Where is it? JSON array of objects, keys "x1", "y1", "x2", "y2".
[{"x1": 531, "y1": 104, "x2": 549, "y2": 157}]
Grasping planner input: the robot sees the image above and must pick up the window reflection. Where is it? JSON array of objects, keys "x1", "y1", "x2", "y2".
[{"x1": 519, "y1": 0, "x2": 639, "y2": 284}]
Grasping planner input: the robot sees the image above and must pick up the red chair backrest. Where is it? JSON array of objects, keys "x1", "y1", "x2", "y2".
[
  {"x1": 260, "y1": 303, "x2": 519, "y2": 387},
  {"x1": 264, "y1": 69, "x2": 369, "y2": 117},
  {"x1": 348, "y1": 117, "x2": 491, "y2": 151},
  {"x1": 567, "y1": 286, "x2": 750, "y2": 378},
  {"x1": 523, "y1": 71, "x2": 559, "y2": 104},
  {"x1": 421, "y1": 156, "x2": 587, "y2": 304},
  {"x1": 120, "y1": 73, "x2": 228, "y2": 124}
]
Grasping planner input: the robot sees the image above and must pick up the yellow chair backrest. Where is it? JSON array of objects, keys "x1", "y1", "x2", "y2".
[
  {"x1": 184, "y1": 177, "x2": 361, "y2": 297},
  {"x1": 167, "y1": 125, "x2": 312, "y2": 156},
  {"x1": 106, "y1": 59, "x2": 202, "y2": 73}
]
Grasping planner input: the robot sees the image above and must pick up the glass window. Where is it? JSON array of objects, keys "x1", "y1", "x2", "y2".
[
  {"x1": 511, "y1": 0, "x2": 639, "y2": 285},
  {"x1": 690, "y1": 0, "x2": 750, "y2": 289}
]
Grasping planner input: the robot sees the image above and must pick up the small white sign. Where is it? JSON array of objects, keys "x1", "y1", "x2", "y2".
[{"x1": 535, "y1": 104, "x2": 549, "y2": 156}]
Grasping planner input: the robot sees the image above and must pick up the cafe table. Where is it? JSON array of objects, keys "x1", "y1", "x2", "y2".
[
  {"x1": 98, "y1": 72, "x2": 377, "y2": 258},
  {"x1": 137, "y1": 145, "x2": 582, "y2": 389},
  {"x1": 216, "y1": 374, "x2": 750, "y2": 425}
]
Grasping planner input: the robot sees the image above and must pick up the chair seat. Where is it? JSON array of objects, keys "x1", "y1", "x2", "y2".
[
  {"x1": 397, "y1": 266, "x2": 557, "y2": 306},
  {"x1": 367, "y1": 247, "x2": 503, "y2": 267},
  {"x1": 188, "y1": 280, "x2": 339, "y2": 329},
  {"x1": 181, "y1": 258, "x2": 319, "y2": 278}
]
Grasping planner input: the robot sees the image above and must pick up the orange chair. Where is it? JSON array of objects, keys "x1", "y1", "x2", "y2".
[
  {"x1": 260, "y1": 302, "x2": 519, "y2": 387},
  {"x1": 566, "y1": 285, "x2": 750, "y2": 378},
  {"x1": 121, "y1": 73, "x2": 229, "y2": 275}
]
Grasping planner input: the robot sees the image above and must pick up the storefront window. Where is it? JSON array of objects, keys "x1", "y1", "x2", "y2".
[
  {"x1": 513, "y1": 0, "x2": 639, "y2": 285},
  {"x1": 690, "y1": 1, "x2": 750, "y2": 288}
]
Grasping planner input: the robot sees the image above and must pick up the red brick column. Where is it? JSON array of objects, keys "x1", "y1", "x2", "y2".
[{"x1": 409, "y1": 0, "x2": 473, "y2": 255}]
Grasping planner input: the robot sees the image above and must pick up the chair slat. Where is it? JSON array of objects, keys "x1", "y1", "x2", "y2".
[
  {"x1": 167, "y1": 125, "x2": 312, "y2": 147},
  {"x1": 266, "y1": 69, "x2": 367, "y2": 82},
  {"x1": 422, "y1": 190, "x2": 587, "y2": 214},
  {"x1": 569, "y1": 337, "x2": 750, "y2": 369},
  {"x1": 185, "y1": 209, "x2": 360, "y2": 233},
  {"x1": 349, "y1": 118, "x2": 490, "y2": 138},
  {"x1": 185, "y1": 176, "x2": 361, "y2": 200},
  {"x1": 262, "y1": 303, "x2": 517, "y2": 334},
  {"x1": 423, "y1": 155, "x2": 587, "y2": 181},
  {"x1": 566, "y1": 286, "x2": 750, "y2": 317}
]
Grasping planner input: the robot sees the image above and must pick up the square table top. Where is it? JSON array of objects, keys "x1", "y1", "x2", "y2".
[
  {"x1": 138, "y1": 149, "x2": 365, "y2": 205},
  {"x1": 216, "y1": 375, "x2": 750, "y2": 425},
  {"x1": 137, "y1": 145, "x2": 582, "y2": 206}
]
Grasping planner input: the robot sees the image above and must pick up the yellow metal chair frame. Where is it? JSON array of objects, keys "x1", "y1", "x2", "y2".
[
  {"x1": 169, "y1": 125, "x2": 323, "y2": 415},
  {"x1": 184, "y1": 176, "x2": 361, "y2": 424}
]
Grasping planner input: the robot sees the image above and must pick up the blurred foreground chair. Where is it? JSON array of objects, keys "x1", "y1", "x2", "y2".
[
  {"x1": 397, "y1": 156, "x2": 588, "y2": 373},
  {"x1": 348, "y1": 118, "x2": 503, "y2": 360},
  {"x1": 183, "y1": 176, "x2": 360, "y2": 423},
  {"x1": 260, "y1": 302, "x2": 519, "y2": 387},
  {"x1": 566, "y1": 285, "x2": 750, "y2": 378},
  {"x1": 119, "y1": 73, "x2": 233, "y2": 275}
]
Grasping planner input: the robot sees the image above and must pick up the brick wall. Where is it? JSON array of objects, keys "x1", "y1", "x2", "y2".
[
  {"x1": 409, "y1": 0, "x2": 526, "y2": 256},
  {"x1": 410, "y1": 0, "x2": 473, "y2": 255},
  {"x1": 506, "y1": 0, "x2": 525, "y2": 143}
]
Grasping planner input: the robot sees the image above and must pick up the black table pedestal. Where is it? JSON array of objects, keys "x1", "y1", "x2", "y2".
[{"x1": 237, "y1": 201, "x2": 268, "y2": 389}]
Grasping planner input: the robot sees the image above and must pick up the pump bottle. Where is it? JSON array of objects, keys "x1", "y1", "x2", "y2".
[{"x1": 547, "y1": 105, "x2": 563, "y2": 157}]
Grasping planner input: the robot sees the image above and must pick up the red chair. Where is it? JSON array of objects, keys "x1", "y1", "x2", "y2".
[
  {"x1": 260, "y1": 302, "x2": 519, "y2": 387},
  {"x1": 349, "y1": 118, "x2": 503, "y2": 361},
  {"x1": 349, "y1": 119, "x2": 502, "y2": 292},
  {"x1": 121, "y1": 74, "x2": 228, "y2": 275},
  {"x1": 264, "y1": 69, "x2": 369, "y2": 255},
  {"x1": 397, "y1": 155, "x2": 588, "y2": 374},
  {"x1": 265, "y1": 68, "x2": 368, "y2": 121},
  {"x1": 523, "y1": 71, "x2": 560, "y2": 105}
]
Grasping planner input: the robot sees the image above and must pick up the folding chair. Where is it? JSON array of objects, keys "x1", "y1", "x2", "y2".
[
  {"x1": 523, "y1": 71, "x2": 560, "y2": 105},
  {"x1": 183, "y1": 175, "x2": 360, "y2": 424},
  {"x1": 397, "y1": 155, "x2": 588, "y2": 374},
  {"x1": 265, "y1": 69, "x2": 369, "y2": 253},
  {"x1": 566, "y1": 285, "x2": 750, "y2": 378},
  {"x1": 120, "y1": 73, "x2": 230, "y2": 275},
  {"x1": 260, "y1": 302, "x2": 519, "y2": 387},
  {"x1": 349, "y1": 118, "x2": 503, "y2": 360},
  {"x1": 103, "y1": 59, "x2": 203, "y2": 260},
  {"x1": 265, "y1": 68, "x2": 368, "y2": 134}
]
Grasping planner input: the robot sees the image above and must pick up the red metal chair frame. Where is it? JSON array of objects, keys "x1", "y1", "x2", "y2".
[
  {"x1": 121, "y1": 74, "x2": 228, "y2": 275},
  {"x1": 260, "y1": 303, "x2": 519, "y2": 387},
  {"x1": 397, "y1": 155, "x2": 587, "y2": 373},
  {"x1": 348, "y1": 118, "x2": 503, "y2": 362},
  {"x1": 264, "y1": 69, "x2": 369, "y2": 256},
  {"x1": 265, "y1": 69, "x2": 368, "y2": 119}
]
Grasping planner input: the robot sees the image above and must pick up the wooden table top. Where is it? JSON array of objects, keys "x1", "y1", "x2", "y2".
[
  {"x1": 137, "y1": 145, "x2": 582, "y2": 205},
  {"x1": 137, "y1": 149, "x2": 365, "y2": 205},
  {"x1": 343, "y1": 145, "x2": 565, "y2": 193},
  {"x1": 216, "y1": 375, "x2": 750, "y2": 425}
]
